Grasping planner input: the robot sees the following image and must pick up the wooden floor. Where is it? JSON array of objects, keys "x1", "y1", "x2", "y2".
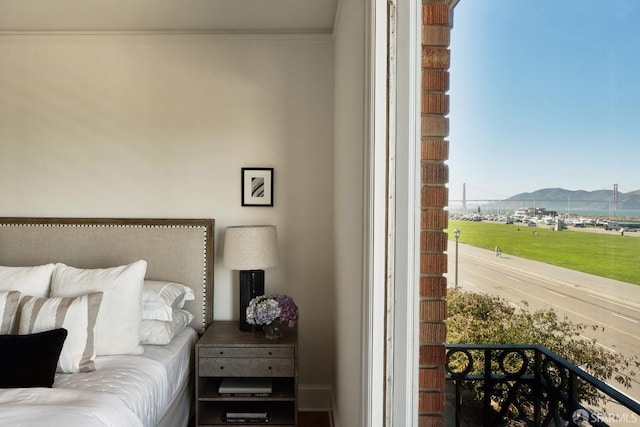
[{"x1": 298, "y1": 411, "x2": 331, "y2": 427}]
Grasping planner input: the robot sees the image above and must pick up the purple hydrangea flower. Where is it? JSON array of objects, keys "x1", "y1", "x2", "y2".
[
  {"x1": 246, "y1": 294, "x2": 299, "y2": 327},
  {"x1": 271, "y1": 295, "x2": 299, "y2": 327}
]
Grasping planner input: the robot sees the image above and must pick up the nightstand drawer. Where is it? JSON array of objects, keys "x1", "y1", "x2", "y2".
[
  {"x1": 199, "y1": 357, "x2": 294, "y2": 377},
  {"x1": 199, "y1": 346, "x2": 294, "y2": 358}
]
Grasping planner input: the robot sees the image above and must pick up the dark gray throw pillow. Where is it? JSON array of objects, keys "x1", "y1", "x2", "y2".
[{"x1": 0, "y1": 328, "x2": 67, "y2": 388}]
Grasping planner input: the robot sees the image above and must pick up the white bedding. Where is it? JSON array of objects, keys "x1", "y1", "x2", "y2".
[
  {"x1": 0, "y1": 387, "x2": 144, "y2": 427},
  {"x1": 0, "y1": 327, "x2": 197, "y2": 427}
]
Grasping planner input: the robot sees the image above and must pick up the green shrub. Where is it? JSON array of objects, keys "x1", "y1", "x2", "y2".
[{"x1": 447, "y1": 289, "x2": 639, "y2": 411}]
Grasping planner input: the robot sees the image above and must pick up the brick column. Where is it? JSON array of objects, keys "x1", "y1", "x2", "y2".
[{"x1": 419, "y1": 1, "x2": 456, "y2": 426}]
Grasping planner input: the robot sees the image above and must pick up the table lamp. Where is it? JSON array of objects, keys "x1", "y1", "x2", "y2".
[{"x1": 223, "y1": 225, "x2": 279, "y2": 331}]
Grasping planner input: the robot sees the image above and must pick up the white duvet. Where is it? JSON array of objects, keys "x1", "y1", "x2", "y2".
[
  {"x1": 0, "y1": 387, "x2": 144, "y2": 427},
  {"x1": 0, "y1": 328, "x2": 197, "y2": 427}
]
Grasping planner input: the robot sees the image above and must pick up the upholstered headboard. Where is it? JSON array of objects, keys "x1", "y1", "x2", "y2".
[{"x1": 0, "y1": 217, "x2": 214, "y2": 332}]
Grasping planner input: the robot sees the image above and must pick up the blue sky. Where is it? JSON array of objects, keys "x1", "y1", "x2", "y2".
[{"x1": 448, "y1": 0, "x2": 640, "y2": 202}]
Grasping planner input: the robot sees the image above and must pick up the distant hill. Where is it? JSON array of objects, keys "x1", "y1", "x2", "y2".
[{"x1": 501, "y1": 187, "x2": 640, "y2": 211}]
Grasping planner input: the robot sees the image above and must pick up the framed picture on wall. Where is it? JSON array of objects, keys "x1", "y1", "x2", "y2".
[{"x1": 241, "y1": 168, "x2": 274, "y2": 207}]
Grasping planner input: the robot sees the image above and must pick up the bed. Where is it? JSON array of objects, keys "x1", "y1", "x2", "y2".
[{"x1": 0, "y1": 217, "x2": 214, "y2": 427}]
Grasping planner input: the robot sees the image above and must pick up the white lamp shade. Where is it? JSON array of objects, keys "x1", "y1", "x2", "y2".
[{"x1": 223, "y1": 225, "x2": 279, "y2": 270}]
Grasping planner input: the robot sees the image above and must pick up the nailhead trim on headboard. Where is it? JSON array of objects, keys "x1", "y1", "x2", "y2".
[{"x1": 0, "y1": 218, "x2": 214, "y2": 332}]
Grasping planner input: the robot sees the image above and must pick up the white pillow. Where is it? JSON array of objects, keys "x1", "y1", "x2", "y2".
[
  {"x1": 140, "y1": 309, "x2": 194, "y2": 345},
  {"x1": 50, "y1": 260, "x2": 147, "y2": 356},
  {"x1": 0, "y1": 264, "x2": 55, "y2": 297},
  {"x1": 0, "y1": 290, "x2": 21, "y2": 334},
  {"x1": 142, "y1": 280, "x2": 195, "y2": 321},
  {"x1": 17, "y1": 293, "x2": 103, "y2": 373},
  {"x1": 141, "y1": 300, "x2": 173, "y2": 322}
]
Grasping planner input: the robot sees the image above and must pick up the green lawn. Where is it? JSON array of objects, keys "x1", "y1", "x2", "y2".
[{"x1": 446, "y1": 220, "x2": 640, "y2": 285}]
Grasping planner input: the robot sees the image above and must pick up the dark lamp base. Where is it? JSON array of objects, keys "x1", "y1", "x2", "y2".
[{"x1": 239, "y1": 270, "x2": 265, "y2": 332}]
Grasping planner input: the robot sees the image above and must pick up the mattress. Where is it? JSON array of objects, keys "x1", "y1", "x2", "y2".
[
  {"x1": 0, "y1": 327, "x2": 197, "y2": 427},
  {"x1": 140, "y1": 326, "x2": 197, "y2": 400}
]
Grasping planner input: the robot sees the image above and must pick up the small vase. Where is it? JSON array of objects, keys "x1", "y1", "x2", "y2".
[{"x1": 264, "y1": 319, "x2": 284, "y2": 340}]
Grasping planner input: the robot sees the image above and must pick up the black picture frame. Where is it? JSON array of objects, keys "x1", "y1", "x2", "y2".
[{"x1": 241, "y1": 168, "x2": 274, "y2": 207}]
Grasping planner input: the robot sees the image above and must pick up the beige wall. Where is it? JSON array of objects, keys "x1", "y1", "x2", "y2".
[
  {"x1": 0, "y1": 33, "x2": 335, "y2": 407},
  {"x1": 333, "y1": 0, "x2": 366, "y2": 423}
]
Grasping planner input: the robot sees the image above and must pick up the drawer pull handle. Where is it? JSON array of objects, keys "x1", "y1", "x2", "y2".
[{"x1": 269, "y1": 351, "x2": 272, "y2": 355}]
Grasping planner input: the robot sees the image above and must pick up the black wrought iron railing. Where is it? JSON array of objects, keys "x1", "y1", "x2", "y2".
[{"x1": 445, "y1": 344, "x2": 640, "y2": 426}]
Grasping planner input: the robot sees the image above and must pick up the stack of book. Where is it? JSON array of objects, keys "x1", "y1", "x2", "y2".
[
  {"x1": 219, "y1": 378, "x2": 273, "y2": 423},
  {"x1": 224, "y1": 411, "x2": 270, "y2": 423},
  {"x1": 218, "y1": 378, "x2": 273, "y2": 397}
]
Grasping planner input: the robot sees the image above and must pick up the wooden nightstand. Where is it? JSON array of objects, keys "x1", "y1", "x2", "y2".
[{"x1": 195, "y1": 321, "x2": 298, "y2": 426}]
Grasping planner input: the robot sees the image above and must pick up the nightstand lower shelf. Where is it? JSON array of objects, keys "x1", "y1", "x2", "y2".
[
  {"x1": 198, "y1": 401, "x2": 296, "y2": 426},
  {"x1": 199, "y1": 377, "x2": 296, "y2": 401}
]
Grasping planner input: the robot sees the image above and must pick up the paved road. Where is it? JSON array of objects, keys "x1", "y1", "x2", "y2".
[{"x1": 445, "y1": 243, "x2": 640, "y2": 409}]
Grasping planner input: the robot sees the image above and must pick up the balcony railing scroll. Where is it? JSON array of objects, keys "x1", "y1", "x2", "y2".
[{"x1": 445, "y1": 344, "x2": 640, "y2": 426}]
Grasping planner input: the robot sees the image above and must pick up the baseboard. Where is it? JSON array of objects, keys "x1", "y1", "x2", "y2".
[
  {"x1": 329, "y1": 389, "x2": 339, "y2": 427},
  {"x1": 298, "y1": 384, "x2": 332, "y2": 411}
]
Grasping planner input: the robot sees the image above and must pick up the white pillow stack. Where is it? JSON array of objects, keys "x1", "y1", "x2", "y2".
[
  {"x1": 141, "y1": 280, "x2": 195, "y2": 345},
  {"x1": 140, "y1": 309, "x2": 194, "y2": 345},
  {"x1": 1, "y1": 261, "x2": 194, "y2": 370},
  {"x1": 142, "y1": 280, "x2": 195, "y2": 318}
]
